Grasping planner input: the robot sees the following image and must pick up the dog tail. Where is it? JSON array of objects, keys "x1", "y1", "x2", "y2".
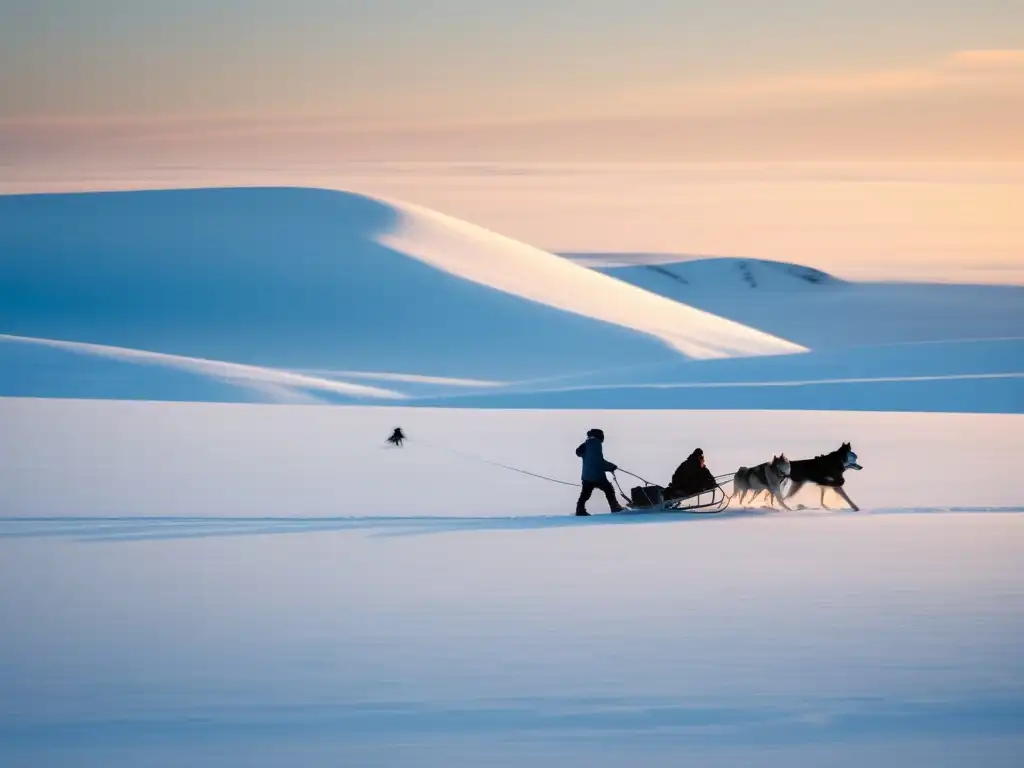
[{"x1": 727, "y1": 468, "x2": 748, "y2": 500}]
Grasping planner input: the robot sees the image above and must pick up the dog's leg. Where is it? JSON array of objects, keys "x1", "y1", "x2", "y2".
[
  {"x1": 785, "y1": 480, "x2": 805, "y2": 500},
  {"x1": 820, "y1": 486, "x2": 832, "y2": 509},
  {"x1": 772, "y1": 479, "x2": 792, "y2": 511},
  {"x1": 833, "y1": 487, "x2": 860, "y2": 512}
]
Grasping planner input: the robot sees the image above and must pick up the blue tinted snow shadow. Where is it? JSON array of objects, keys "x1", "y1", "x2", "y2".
[
  {"x1": 3, "y1": 508, "x2": 1023, "y2": 542},
  {"x1": 410, "y1": 375, "x2": 1024, "y2": 413},
  {"x1": 0, "y1": 338, "x2": 265, "y2": 402},
  {"x1": 408, "y1": 337, "x2": 1024, "y2": 413},
  {"x1": 0, "y1": 188, "x2": 682, "y2": 384},
  {"x1": 528, "y1": 337, "x2": 1024, "y2": 388},
  {"x1": 3, "y1": 694, "x2": 1023, "y2": 756},
  {"x1": 598, "y1": 258, "x2": 1024, "y2": 350}
]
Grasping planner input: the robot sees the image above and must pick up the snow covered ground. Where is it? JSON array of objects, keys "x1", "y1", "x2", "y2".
[
  {"x1": 2, "y1": 402, "x2": 1022, "y2": 767},
  {"x1": 3, "y1": 509, "x2": 1022, "y2": 767},
  {"x1": 2, "y1": 186, "x2": 1022, "y2": 766},
  {"x1": 1, "y1": 400, "x2": 1020, "y2": 518},
  {"x1": 5, "y1": 513, "x2": 1022, "y2": 767}
]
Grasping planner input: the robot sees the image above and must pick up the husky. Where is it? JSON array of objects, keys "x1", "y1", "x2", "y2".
[
  {"x1": 732, "y1": 455, "x2": 792, "y2": 509},
  {"x1": 783, "y1": 442, "x2": 862, "y2": 510}
]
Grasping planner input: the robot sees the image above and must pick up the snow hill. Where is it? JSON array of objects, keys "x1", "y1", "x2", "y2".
[
  {"x1": 0, "y1": 188, "x2": 802, "y2": 403},
  {"x1": 1, "y1": 190, "x2": 1020, "y2": 412},
  {"x1": 564, "y1": 253, "x2": 841, "y2": 290},
  {"x1": 574, "y1": 255, "x2": 1023, "y2": 349}
]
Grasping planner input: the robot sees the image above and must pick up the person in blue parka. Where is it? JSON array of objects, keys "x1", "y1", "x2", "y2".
[{"x1": 575, "y1": 428, "x2": 624, "y2": 516}]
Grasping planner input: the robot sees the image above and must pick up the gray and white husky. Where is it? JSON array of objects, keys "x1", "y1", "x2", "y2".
[{"x1": 732, "y1": 455, "x2": 792, "y2": 509}]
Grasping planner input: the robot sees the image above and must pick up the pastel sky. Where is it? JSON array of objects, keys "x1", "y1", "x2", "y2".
[{"x1": 2, "y1": 0, "x2": 1023, "y2": 160}]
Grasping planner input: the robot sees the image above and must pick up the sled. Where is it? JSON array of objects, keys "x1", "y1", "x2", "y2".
[{"x1": 617, "y1": 481, "x2": 731, "y2": 515}]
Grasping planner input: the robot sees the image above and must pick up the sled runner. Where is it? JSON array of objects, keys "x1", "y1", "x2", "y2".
[{"x1": 616, "y1": 475, "x2": 732, "y2": 515}]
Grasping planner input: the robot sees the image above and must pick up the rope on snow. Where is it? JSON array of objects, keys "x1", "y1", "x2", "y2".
[
  {"x1": 385, "y1": 427, "x2": 578, "y2": 487},
  {"x1": 384, "y1": 428, "x2": 736, "y2": 493}
]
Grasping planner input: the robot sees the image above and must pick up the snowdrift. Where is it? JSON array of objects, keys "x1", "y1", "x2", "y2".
[{"x1": 0, "y1": 187, "x2": 803, "y2": 403}]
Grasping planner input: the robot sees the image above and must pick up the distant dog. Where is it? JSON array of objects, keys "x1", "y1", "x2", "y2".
[
  {"x1": 732, "y1": 455, "x2": 792, "y2": 509},
  {"x1": 783, "y1": 442, "x2": 862, "y2": 510}
]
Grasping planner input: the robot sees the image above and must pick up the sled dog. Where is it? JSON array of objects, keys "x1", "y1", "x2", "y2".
[
  {"x1": 732, "y1": 455, "x2": 792, "y2": 509},
  {"x1": 783, "y1": 442, "x2": 862, "y2": 510}
]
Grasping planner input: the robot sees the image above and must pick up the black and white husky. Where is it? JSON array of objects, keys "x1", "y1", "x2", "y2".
[
  {"x1": 784, "y1": 442, "x2": 863, "y2": 510},
  {"x1": 732, "y1": 455, "x2": 792, "y2": 509}
]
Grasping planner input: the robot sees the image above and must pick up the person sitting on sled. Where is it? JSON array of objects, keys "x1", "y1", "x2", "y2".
[
  {"x1": 664, "y1": 448, "x2": 718, "y2": 501},
  {"x1": 575, "y1": 428, "x2": 624, "y2": 516}
]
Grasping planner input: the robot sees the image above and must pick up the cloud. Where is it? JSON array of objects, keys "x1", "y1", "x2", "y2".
[
  {"x1": 1, "y1": 50, "x2": 1022, "y2": 164},
  {"x1": 946, "y1": 49, "x2": 1024, "y2": 69},
  {"x1": 621, "y1": 49, "x2": 1024, "y2": 117}
]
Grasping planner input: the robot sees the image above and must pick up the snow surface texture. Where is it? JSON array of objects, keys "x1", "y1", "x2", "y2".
[{"x1": 1, "y1": 402, "x2": 1023, "y2": 767}]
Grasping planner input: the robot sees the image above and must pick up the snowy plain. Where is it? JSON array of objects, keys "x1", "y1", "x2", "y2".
[{"x1": 1, "y1": 184, "x2": 1022, "y2": 766}]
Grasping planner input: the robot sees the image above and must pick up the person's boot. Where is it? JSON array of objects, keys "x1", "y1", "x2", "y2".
[{"x1": 575, "y1": 507, "x2": 590, "y2": 516}]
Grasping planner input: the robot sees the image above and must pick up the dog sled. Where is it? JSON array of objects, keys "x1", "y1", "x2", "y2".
[{"x1": 614, "y1": 474, "x2": 733, "y2": 515}]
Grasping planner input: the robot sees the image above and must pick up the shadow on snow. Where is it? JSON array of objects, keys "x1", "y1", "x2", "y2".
[{"x1": 2, "y1": 507, "x2": 1023, "y2": 543}]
